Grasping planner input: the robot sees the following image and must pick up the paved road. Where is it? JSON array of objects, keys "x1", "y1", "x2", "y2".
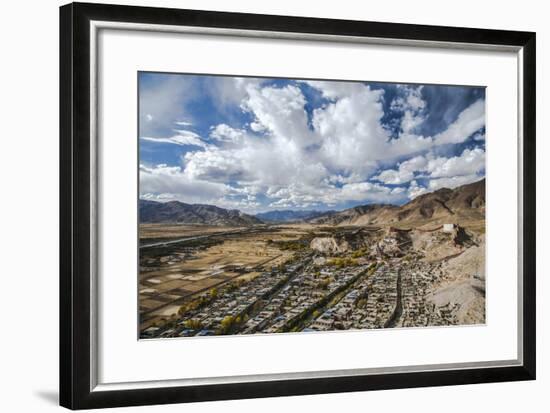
[
  {"x1": 140, "y1": 228, "x2": 250, "y2": 249},
  {"x1": 140, "y1": 225, "x2": 279, "y2": 249},
  {"x1": 384, "y1": 269, "x2": 403, "y2": 328}
]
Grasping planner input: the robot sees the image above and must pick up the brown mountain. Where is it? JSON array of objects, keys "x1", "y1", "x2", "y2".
[
  {"x1": 396, "y1": 179, "x2": 485, "y2": 223},
  {"x1": 308, "y1": 178, "x2": 485, "y2": 226},
  {"x1": 139, "y1": 179, "x2": 484, "y2": 227},
  {"x1": 139, "y1": 200, "x2": 263, "y2": 226},
  {"x1": 309, "y1": 203, "x2": 399, "y2": 226}
]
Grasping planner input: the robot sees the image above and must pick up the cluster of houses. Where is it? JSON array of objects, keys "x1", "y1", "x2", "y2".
[
  {"x1": 184, "y1": 268, "x2": 294, "y2": 336},
  {"x1": 144, "y1": 255, "x2": 374, "y2": 337},
  {"x1": 143, "y1": 267, "x2": 294, "y2": 338},
  {"x1": 309, "y1": 287, "x2": 367, "y2": 331},
  {"x1": 243, "y1": 264, "x2": 369, "y2": 334},
  {"x1": 307, "y1": 264, "x2": 398, "y2": 331},
  {"x1": 305, "y1": 257, "x2": 461, "y2": 331},
  {"x1": 143, "y1": 232, "x2": 467, "y2": 339},
  {"x1": 399, "y1": 260, "x2": 462, "y2": 327},
  {"x1": 400, "y1": 262, "x2": 438, "y2": 327}
]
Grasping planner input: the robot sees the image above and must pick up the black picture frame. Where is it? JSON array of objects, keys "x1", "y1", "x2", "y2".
[{"x1": 60, "y1": 2, "x2": 536, "y2": 410}]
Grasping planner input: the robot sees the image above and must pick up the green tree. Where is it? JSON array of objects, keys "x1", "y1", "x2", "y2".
[
  {"x1": 220, "y1": 315, "x2": 235, "y2": 333},
  {"x1": 185, "y1": 319, "x2": 203, "y2": 330}
]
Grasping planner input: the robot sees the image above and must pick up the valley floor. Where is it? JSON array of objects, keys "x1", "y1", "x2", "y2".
[{"x1": 138, "y1": 222, "x2": 485, "y2": 339}]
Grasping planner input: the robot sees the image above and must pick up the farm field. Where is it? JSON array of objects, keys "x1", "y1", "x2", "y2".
[
  {"x1": 139, "y1": 224, "x2": 309, "y2": 329},
  {"x1": 138, "y1": 219, "x2": 485, "y2": 336}
]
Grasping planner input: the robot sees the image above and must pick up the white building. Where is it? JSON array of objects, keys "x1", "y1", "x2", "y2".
[{"x1": 442, "y1": 223, "x2": 455, "y2": 233}]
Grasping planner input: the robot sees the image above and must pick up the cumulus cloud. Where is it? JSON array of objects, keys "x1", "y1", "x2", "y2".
[
  {"x1": 209, "y1": 124, "x2": 245, "y2": 144},
  {"x1": 408, "y1": 180, "x2": 428, "y2": 199},
  {"x1": 391, "y1": 85, "x2": 426, "y2": 113},
  {"x1": 374, "y1": 156, "x2": 428, "y2": 185},
  {"x1": 338, "y1": 182, "x2": 407, "y2": 204},
  {"x1": 428, "y1": 174, "x2": 481, "y2": 191},
  {"x1": 141, "y1": 76, "x2": 486, "y2": 211},
  {"x1": 426, "y1": 147, "x2": 485, "y2": 178},
  {"x1": 303, "y1": 80, "x2": 368, "y2": 100},
  {"x1": 140, "y1": 163, "x2": 262, "y2": 211},
  {"x1": 140, "y1": 164, "x2": 228, "y2": 201},
  {"x1": 433, "y1": 99, "x2": 485, "y2": 145},
  {"x1": 374, "y1": 147, "x2": 485, "y2": 189},
  {"x1": 390, "y1": 85, "x2": 427, "y2": 135},
  {"x1": 310, "y1": 82, "x2": 386, "y2": 177},
  {"x1": 242, "y1": 83, "x2": 313, "y2": 148},
  {"x1": 264, "y1": 180, "x2": 407, "y2": 209},
  {"x1": 206, "y1": 76, "x2": 264, "y2": 110}
]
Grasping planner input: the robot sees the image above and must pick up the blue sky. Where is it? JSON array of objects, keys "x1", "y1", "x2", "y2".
[{"x1": 139, "y1": 72, "x2": 485, "y2": 213}]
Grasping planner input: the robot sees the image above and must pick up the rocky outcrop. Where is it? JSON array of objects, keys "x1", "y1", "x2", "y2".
[{"x1": 309, "y1": 237, "x2": 350, "y2": 254}]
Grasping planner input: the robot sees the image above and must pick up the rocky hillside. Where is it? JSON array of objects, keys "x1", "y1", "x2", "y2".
[
  {"x1": 308, "y1": 179, "x2": 485, "y2": 226},
  {"x1": 395, "y1": 179, "x2": 485, "y2": 223},
  {"x1": 309, "y1": 204, "x2": 399, "y2": 226},
  {"x1": 139, "y1": 200, "x2": 263, "y2": 226},
  {"x1": 140, "y1": 179, "x2": 484, "y2": 227}
]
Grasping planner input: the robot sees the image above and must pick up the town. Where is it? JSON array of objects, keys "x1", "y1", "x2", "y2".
[{"x1": 140, "y1": 222, "x2": 484, "y2": 339}]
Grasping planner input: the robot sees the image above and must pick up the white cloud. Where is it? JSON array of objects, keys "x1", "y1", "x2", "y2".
[
  {"x1": 264, "y1": 180, "x2": 407, "y2": 209},
  {"x1": 375, "y1": 147, "x2": 485, "y2": 186},
  {"x1": 309, "y1": 82, "x2": 387, "y2": 177},
  {"x1": 242, "y1": 83, "x2": 313, "y2": 148},
  {"x1": 303, "y1": 80, "x2": 368, "y2": 100},
  {"x1": 473, "y1": 131, "x2": 485, "y2": 141},
  {"x1": 408, "y1": 180, "x2": 428, "y2": 199},
  {"x1": 391, "y1": 85, "x2": 426, "y2": 113},
  {"x1": 140, "y1": 130, "x2": 210, "y2": 149},
  {"x1": 142, "y1": 78, "x2": 485, "y2": 210},
  {"x1": 174, "y1": 120, "x2": 192, "y2": 126},
  {"x1": 183, "y1": 148, "x2": 254, "y2": 183},
  {"x1": 390, "y1": 85, "x2": 427, "y2": 134},
  {"x1": 140, "y1": 164, "x2": 228, "y2": 202},
  {"x1": 428, "y1": 174, "x2": 481, "y2": 191},
  {"x1": 433, "y1": 99, "x2": 485, "y2": 145},
  {"x1": 338, "y1": 182, "x2": 407, "y2": 203},
  {"x1": 426, "y1": 147, "x2": 485, "y2": 178},
  {"x1": 205, "y1": 76, "x2": 264, "y2": 112},
  {"x1": 139, "y1": 75, "x2": 198, "y2": 137},
  {"x1": 374, "y1": 155, "x2": 428, "y2": 184},
  {"x1": 209, "y1": 124, "x2": 245, "y2": 144},
  {"x1": 140, "y1": 163, "x2": 262, "y2": 212},
  {"x1": 400, "y1": 110, "x2": 425, "y2": 134}
]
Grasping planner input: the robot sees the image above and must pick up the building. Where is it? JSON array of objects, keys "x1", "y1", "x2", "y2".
[{"x1": 442, "y1": 223, "x2": 456, "y2": 233}]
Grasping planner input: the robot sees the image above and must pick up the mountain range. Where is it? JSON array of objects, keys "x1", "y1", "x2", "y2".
[
  {"x1": 140, "y1": 178, "x2": 485, "y2": 226},
  {"x1": 139, "y1": 200, "x2": 263, "y2": 226},
  {"x1": 309, "y1": 178, "x2": 485, "y2": 226}
]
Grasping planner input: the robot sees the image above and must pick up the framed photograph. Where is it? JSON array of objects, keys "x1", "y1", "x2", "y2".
[{"x1": 60, "y1": 2, "x2": 536, "y2": 409}]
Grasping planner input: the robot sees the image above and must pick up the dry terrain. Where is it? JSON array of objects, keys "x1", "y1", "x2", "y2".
[
  {"x1": 139, "y1": 225, "x2": 309, "y2": 329},
  {"x1": 138, "y1": 179, "x2": 486, "y2": 337}
]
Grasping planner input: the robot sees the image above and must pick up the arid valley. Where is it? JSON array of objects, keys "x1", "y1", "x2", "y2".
[{"x1": 139, "y1": 179, "x2": 486, "y2": 339}]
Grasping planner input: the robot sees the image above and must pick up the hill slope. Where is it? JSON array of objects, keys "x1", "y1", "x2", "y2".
[
  {"x1": 140, "y1": 179, "x2": 484, "y2": 227},
  {"x1": 308, "y1": 178, "x2": 485, "y2": 227},
  {"x1": 308, "y1": 204, "x2": 399, "y2": 226},
  {"x1": 139, "y1": 200, "x2": 263, "y2": 226}
]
